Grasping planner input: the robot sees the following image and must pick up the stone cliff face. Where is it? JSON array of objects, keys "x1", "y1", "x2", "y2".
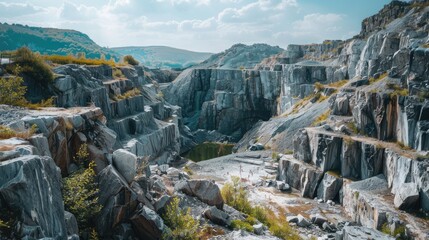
[{"x1": 166, "y1": 69, "x2": 281, "y2": 140}]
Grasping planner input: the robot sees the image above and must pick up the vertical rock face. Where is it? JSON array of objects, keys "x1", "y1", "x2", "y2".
[
  {"x1": 0, "y1": 155, "x2": 67, "y2": 239},
  {"x1": 293, "y1": 129, "x2": 312, "y2": 163},
  {"x1": 317, "y1": 172, "x2": 343, "y2": 202},
  {"x1": 307, "y1": 131, "x2": 342, "y2": 172},
  {"x1": 397, "y1": 96, "x2": 429, "y2": 151},
  {"x1": 166, "y1": 69, "x2": 281, "y2": 140},
  {"x1": 277, "y1": 156, "x2": 323, "y2": 198},
  {"x1": 353, "y1": 91, "x2": 397, "y2": 141}
]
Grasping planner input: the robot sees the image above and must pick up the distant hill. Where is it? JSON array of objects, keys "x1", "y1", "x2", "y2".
[
  {"x1": 112, "y1": 46, "x2": 213, "y2": 69},
  {"x1": 0, "y1": 23, "x2": 118, "y2": 60},
  {"x1": 195, "y1": 43, "x2": 284, "y2": 69}
]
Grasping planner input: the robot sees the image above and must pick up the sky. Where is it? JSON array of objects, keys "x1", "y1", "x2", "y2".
[{"x1": 0, "y1": 0, "x2": 393, "y2": 53}]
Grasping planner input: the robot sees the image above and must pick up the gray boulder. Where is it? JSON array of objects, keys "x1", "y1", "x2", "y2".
[
  {"x1": 310, "y1": 214, "x2": 328, "y2": 226},
  {"x1": 97, "y1": 165, "x2": 136, "y2": 238},
  {"x1": 154, "y1": 195, "x2": 172, "y2": 216},
  {"x1": 112, "y1": 149, "x2": 138, "y2": 183},
  {"x1": 253, "y1": 223, "x2": 264, "y2": 235},
  {"x1": 297, "y1": 214, "x2": 311, "y2": 227},
  {"x1": 64, "y1": 211, "x2": 79, "y2": 236},
  {"x1": 287, "y1": 215, "x2": 299, "y2": 223},
  {"x1": 204, "y1": 206, "x2": 231, "y2": 226},
  {"x1": 394, "y1": 182, "x2": 419, "y2": 210},
  {"x1": 130, "y1": 206, "x2": 166, "y2": 240},
  {"x1": 175, "y1": 179, "x2": 224, "y2": 209}
]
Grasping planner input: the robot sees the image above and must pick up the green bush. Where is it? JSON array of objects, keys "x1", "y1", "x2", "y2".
[
  {"x1": 0, "y1": 124, "x2": 37, "y2": 141},
  {"x1": 63, "y1": 144, "x2": 101, "y2": 234},
  {"x1": 0, "y1": 66, "x2": 27, "y2": 106},
  {"x1": 221, "y1": 176, "x2": 253, "y2": 214},
  {"x1": 14, "y1": 47, "x2": 54, "y2": 85},
  {"x1": 221, "y1": 177, "x2": 300, "y2": 239},
  {"x1": 123, "y1": 55, "x2": 139, "y2": 66},
  {"x1": 231, "y1": 219, "x2": 254, "y2": 232},
  {"x1": 163, "y1": 197, "x2": 199, "y2": 240}
]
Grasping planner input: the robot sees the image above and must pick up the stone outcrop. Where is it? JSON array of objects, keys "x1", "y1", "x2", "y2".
[
  {"x1": 174, "y1": 179, "x2": 224, "y2": 209},
  {"x1": 317, "y1": 172, "x2": 343, "y2": 202},
  {"x1": 0, "y1": 155, "x2": 68, "y2": 239},
  {"x1": 166, "y1": 68, "x2": 282, "y2": 140},
  {"x1": 277, "y1": 156, "x2": 323, "y2": 198}
]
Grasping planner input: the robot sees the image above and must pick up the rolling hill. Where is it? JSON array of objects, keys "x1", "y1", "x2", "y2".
[
  {"x1": 112, "y1": 46, "x2": 213, "y2": 69},
  {"x1": 0, "y1": 23, "x2": 118, "y2": 60}
]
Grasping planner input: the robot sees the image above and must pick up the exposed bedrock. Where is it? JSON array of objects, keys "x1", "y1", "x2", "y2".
[
  {"x1": 0, "y1": 155, "x2": 68, "y2": 239},
  {"x1": 165, "y1": 68, "x2": 282, "y2": 140},
  {"x1": 4, "y1": 107, "x2": 116, "y2": 175}
]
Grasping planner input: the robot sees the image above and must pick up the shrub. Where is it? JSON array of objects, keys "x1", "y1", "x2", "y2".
[
  {"x1": 113, "y1": 88, "x2": 141, "y2": 101},
  {"x1": 113, "y1": 68, "x2": 125, "y2": 79},
  {"x1": 264, "y1": 208, "x2": 300, "y2": 240},
  {"x1": 0, "y1": 66, "x2": 27, "y2": 106},
  {"x1": 369, "y1": 72, "x2": 388, "y2": 85},
  {"x1": 328, "y1": 79, "x2": 348, "y2": 88},
  {"x1": 43, "y1": 55, "x2": 115, "y2": 67},
  {"x1": 63, "y1": 150, "x2": 102, "y2": 234},
  {"x1": 220, "y1": 177, "x2": 299, "y2": 239},
  {"x1": 314, "y1": 82, "x2": 325, "y2": 92},
  {"x1": 0, "y1": 124, "x2": 37, "y2": 140},
  {"x1": 271, "y1": 152, "x2": 280, "y2": 161},
  {"x1": 163, "y1": 197, "x2": 199, "y2": 240},
  {"x1": 346, "y1": 122, "x2": 359, "y2": 134},
  {"x1": 312, "y1": 109, "x2": 331, "y2": 126},
  {"x1": 221, "y1": 176, "x2": 253, "y2": 214},
  {"x1": 27, "y1": 97, "x2": 55, "y2": 109},
  {"x1": 230, "y1": 220, "x2": 254, "y2": 232},
  {"x1": 14, "y1": 47, "x2": 54, "y2": 84},
  {"x1": 123, "y1": 55, "x2": 139, "y2": 66},
  {"x1": 284, "y1": 149, "x2": 294, "y2": 155}
]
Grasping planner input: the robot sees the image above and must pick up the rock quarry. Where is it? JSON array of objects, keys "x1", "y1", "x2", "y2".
[{"x1": 0, "y1": 0, "x2": 429, "y2": 239}]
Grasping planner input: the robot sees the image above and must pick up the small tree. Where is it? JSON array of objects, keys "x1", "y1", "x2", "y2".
[
  {"x1": 0, "y1": 65, "x2": 27, "y2": 106},
  {"x1": 123, "y1": 55, "x2": 139, "y2": 66},
  {"x1": 163, "y1": 197, "x2": 199, "y2": 240},
  {"x1": 63, "y1": 144, "x2": 101, "y2": 234}
]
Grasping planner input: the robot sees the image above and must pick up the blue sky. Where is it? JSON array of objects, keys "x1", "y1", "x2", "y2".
[{"x1": 0, "y1": 0, "x2": 392, "y2": 52}]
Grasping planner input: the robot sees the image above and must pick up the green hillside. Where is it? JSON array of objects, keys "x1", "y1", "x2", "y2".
[
  {"x1": 0, "y1": 23, "x2": 118, "y2": 60},
  {"x1": 112, "y1": 46, "x2": 213, "y2": 69}
]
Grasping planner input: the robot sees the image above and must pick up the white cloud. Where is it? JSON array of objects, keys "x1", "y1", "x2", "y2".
[{"x1": 0, "y1": 0, "x2": 366, "y2": 52}]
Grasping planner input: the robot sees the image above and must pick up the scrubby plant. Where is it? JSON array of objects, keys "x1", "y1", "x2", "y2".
[
  {"x1": 113, "y1": 68, "x2": 125, "y2": 79},
  {"x1": 63, "y1": 145, "x2": 101, "y2": 234},
  {"x1": 271, "y1": 152, "x2": 280, "y2": 161},
  {"x1": 123, "y1": 55, "x2": 139, "y2": 66},
  {"x1": 314, "y1": 82, "x2": 325, "y2": 92},
  {"x1": 230, "y1": 219, "x2": 254, "y2": 232},
  {"x1": 0, "y1": 66, "x2": 27, "y2": 106},
  {"x1": 284, "y1": 149, "x2": 294, "y2": 155},
  {"x1": 0, "y1": 65, "x2": 55, "y2": 109},
  {"x1": 369, "y1": 72, "x2": 388, "y2": 85},
  {"x1": 346, "y1": 122, "x2": 359, "y2": 134},
  {"x1": 163, "y1": 197, "x2": 199, "y2": 240},
  {"x1": 312, "y1": 110, "x2": 331, "y2": 126},
  {"x1": 114, "y1": 88, "x2": 141, "y2": 101},
  {"x1": 0, "y1": 124, "x2": 37, "y2": 141},
  {"x1": 328, "y1": 79, "x2": 348, "y2": 88},
  {"x1": 14, "y1": 47, "x2": 54, "y2": 84},
  {"x1": 220, "y1": 177, "x2": 299, "y2": 239},
  {"x1": 221, "y1": 176, "x2": 253, "y2": 214},
  {"x1": 43, "y1": 54, "x2": 116, "y2": 67}
]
